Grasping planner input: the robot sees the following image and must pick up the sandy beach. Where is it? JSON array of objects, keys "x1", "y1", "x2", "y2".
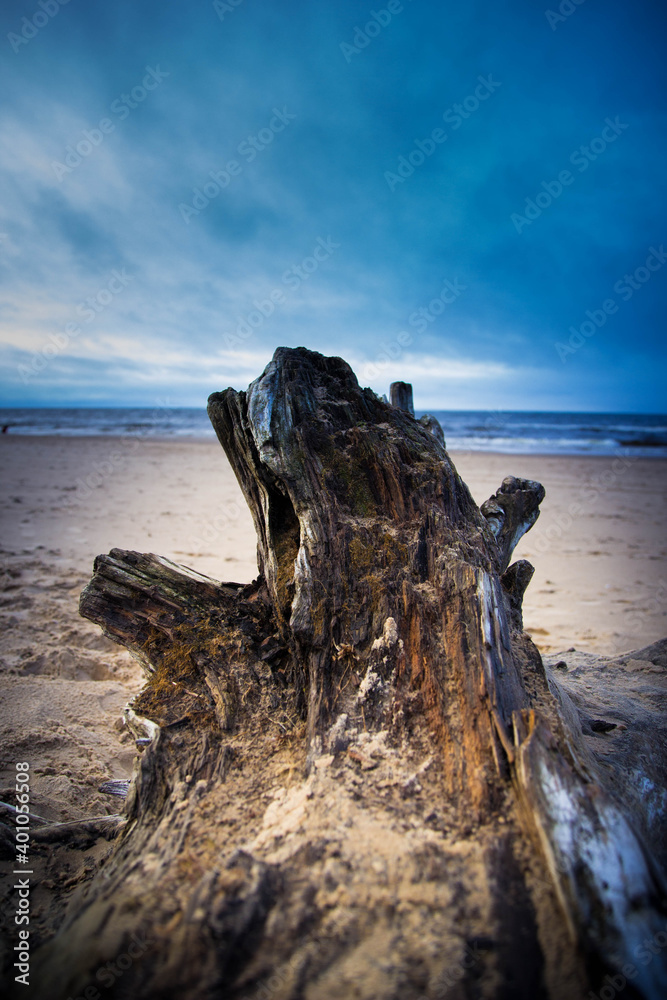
[
  {"x1": 0, "y1": 435, "x2": 665, "y2": 819},
  {"x1": 0, "y1": 433, "x2": 665, "y2": 977}
]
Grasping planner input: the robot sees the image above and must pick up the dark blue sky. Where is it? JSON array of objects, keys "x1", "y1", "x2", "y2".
[{"x1": 1, "y1": 0, "x2": 665, "y2": 410}]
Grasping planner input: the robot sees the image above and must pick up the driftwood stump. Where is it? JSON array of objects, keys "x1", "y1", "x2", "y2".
[{"x1": 30, "y1": 348, "x2": 666, "y2": 1000}]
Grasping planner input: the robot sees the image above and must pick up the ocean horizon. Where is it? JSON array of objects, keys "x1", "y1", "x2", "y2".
[{"x1": 1, "y1": 407, "x2": 666, "y2": 458}]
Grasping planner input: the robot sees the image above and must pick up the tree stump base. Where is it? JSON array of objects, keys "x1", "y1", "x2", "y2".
[{"x1": 27, "y1": 348, "x2": 667, "y2": 1000}]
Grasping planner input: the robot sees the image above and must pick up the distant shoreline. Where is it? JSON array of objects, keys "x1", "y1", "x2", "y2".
[
  {"x1": 2, "y1": 432, "x2": 667, "y2": 460},
  {"x1": 2, "y1": 406, "x2": 667, "y2": 458}
]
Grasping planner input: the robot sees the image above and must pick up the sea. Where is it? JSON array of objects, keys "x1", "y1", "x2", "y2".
[{"x1": 0, "y1": 408, "x2": 666, "y2": 458}]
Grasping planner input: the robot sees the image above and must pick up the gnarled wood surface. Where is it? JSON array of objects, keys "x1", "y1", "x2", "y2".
[{"x1": 28, "y1": 348, "x2": 667, "y2": 1000}]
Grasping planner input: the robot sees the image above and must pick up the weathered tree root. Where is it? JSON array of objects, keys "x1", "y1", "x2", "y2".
[
  {"x1": 26, "y1": 348, "x2": 667, "y2": 1000},
  {"x1": 30, "y1": 816, "x2": 126, "y2": 846}
]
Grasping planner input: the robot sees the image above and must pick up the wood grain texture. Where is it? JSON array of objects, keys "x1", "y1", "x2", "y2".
[{"x1": 28, "y1": 348, "x2": 667, "y2": 1000}]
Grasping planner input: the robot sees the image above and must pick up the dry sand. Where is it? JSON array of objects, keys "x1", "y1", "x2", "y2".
[{"x1": 0, "y1": 436, "x2": 665, "y2": 922}]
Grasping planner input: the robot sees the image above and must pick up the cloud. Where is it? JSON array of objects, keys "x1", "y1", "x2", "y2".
[{"x1": 0, "y1": 0, "x2": 665, "y2": 411}]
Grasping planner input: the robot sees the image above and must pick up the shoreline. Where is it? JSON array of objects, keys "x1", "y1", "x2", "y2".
[{"x1": 3, "y1": 431, "x2": 667, "y2": 460}]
